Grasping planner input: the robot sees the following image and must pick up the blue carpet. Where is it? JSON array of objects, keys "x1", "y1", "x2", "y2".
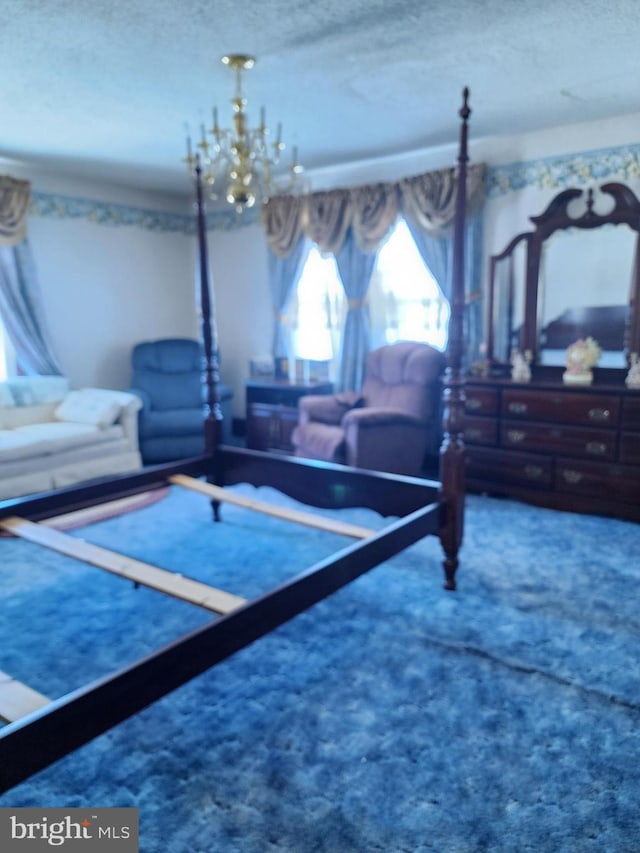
[{"x1": 0, "y1": 485, "x2": 639, "y2": 852}]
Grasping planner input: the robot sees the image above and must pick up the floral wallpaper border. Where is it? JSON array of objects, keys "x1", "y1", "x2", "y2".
[
  {"x1": 27, "y1": 141, "x2": 640, "y2": 232},
  {"x1": 29, "y1": 190, "x2": 260, "y2": 233},
  {"x1": 485, "y1": 142, "x2": 640, "y2": 197}
]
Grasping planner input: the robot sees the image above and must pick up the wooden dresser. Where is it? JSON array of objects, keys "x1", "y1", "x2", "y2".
[
  {"x1": 245, "y1": 379, "x2": 334, "y2": 454},
  {"x1": 464, "y1": 378, "x2": 640, "y2": 521}
]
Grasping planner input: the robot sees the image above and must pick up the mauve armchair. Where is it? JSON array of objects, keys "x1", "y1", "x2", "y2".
[{"x1": 291, "y1": 341, "x2": 446, "y2": 476}]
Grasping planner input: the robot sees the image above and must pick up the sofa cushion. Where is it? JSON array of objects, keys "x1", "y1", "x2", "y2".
[
  {"x1": 0, "y1": 423, "x2": 124, "y2": 464},
  {"x1": 0, "y1": 429, "x2": 49, "y2": 461},
  {"x1": 6, "y1": 375, "x2": 69, "y2": 406},
  {"x1": 0, "y1": 402, "x2": 59, "y2": 430},
  {"x1": 55, "y1": 389, "x2": 121, "y2": 429},
  {"x1": 0, "y1": 383, "x2": 16, "y2": 407}
]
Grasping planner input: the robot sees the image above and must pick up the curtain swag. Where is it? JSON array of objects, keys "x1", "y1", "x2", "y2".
[
  {"x1": 261, "y1": 163, "x2": 485, "y2": 258},
  {"x1": 0, "y1": 175, "x2": 31, "y2": 247}
]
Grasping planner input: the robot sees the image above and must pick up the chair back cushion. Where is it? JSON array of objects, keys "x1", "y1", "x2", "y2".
[
  {"x1": 361, "y1": 342, "x2": 445, "y2": 421},
  {"x1": 131, "y1": 339, "x2": 203, "y2": 412}
]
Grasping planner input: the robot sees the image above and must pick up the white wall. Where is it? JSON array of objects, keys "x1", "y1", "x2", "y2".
[
  {"x1": 30, "y1": 216, "x2": 196, "y2": 389},
  {"x1": 207, "y1": 223, "x2": 272, "y2": 417}
]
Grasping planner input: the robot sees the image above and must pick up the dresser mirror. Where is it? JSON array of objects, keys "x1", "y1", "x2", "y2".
[
  {"x1": 486, "y1": 182, "x2": 640, "y2": 376},
  {"x1": 538, "y1": 225, "x2": 635, "y2": 367}
]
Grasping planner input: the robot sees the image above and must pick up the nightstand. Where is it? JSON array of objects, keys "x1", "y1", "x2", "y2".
[{"x1": 245, "y1": 378, "x2": 334, "y2": 453}]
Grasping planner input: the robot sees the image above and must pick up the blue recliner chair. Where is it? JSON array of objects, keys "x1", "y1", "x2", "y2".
[{"x1": 129, "y1": 338, "x2": 233, "y2": 464}]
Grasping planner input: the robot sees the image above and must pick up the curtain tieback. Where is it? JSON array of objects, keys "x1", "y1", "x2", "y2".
[{"x1": 347, "y1": 298, "x2": 368, "y2": 310}]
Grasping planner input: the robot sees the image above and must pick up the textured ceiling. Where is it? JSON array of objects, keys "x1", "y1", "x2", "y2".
[{"x1": 0, "y1": 0, "x2": 638, "y2": 196}]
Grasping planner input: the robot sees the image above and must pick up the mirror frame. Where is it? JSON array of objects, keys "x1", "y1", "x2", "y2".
[{"x1": 486, "y1": 182, "x2": 640, "y2": 376}]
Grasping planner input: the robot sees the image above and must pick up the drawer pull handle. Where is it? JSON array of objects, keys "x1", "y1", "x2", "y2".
[
  {"x1": 466, "y1": 398, "x2": 482, "y2": 411},
  {"x1": 586, "y1": 441, "x2": 607, "y2": 456},
  {"x1": 508, "y1": 402, "x2": 528, "y2": 414},
  {"x1": 466, "y1": 428, "x2": 482, "y2": 441},
  {"x1": 507, "y1": 429, "x2": 526, "y2": 443},
  {"x1": 562, "y1": 470, "x2": 583, "y2": 485},
  {"x1": 588, "y1": 408, "x2": 611, "y2": 422},
  {"x1": 524, "y1": 464, "x2": 544, "y2": 479}
]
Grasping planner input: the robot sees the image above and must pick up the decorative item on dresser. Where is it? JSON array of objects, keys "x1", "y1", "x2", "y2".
[{"x1": 245, "y1": 378, "x2": 334, "y2": 453}]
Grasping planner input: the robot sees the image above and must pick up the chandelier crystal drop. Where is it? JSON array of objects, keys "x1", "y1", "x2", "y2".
[{"x1": 184, "y1": 54, "x2": 304, "y2": 213}]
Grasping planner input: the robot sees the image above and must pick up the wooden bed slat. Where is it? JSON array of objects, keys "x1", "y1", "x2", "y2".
[
  {"x1": 0, "y1": 517, "x2": 246, "y2": 615},
  {"x1": 39, "y1": 491, "x2": 163, "y2": 530},
  {"x1": 0, "y1": 670, "x2": 50, "y2": 724},
  {"x1": 169, "y1": 474, "x2": 375, "y2": 539}
]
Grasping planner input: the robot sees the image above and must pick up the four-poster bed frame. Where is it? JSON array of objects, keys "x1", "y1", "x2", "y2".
[{"x1": 0, "y1": 90, "x2": 472, "y2": 795}]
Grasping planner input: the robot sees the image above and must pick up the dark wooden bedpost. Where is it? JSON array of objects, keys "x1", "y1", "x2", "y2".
[
  {"x1": 194, "y1": 156, "x2": 224, "y2": 518},
  {"x1": 438, "y1": 87, "x2": 470, "y2": 591}
]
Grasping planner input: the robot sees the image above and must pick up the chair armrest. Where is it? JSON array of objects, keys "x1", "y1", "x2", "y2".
[
  {"x1": 342, "y1": 406, "x2": 424, "y2": 428},
  {"x1": 298, "y1": 392, "x2": 363, "y2": 426},
  {"x1": 117, "y1": 403, "x2": 142, "y2": 451},
  {"x1": 127, "y1": 387, "x2": 151, "y2": 411}
]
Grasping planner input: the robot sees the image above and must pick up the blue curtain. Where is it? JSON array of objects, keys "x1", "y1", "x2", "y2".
[
  {"x1": 0, "y1": 240, "x2": 62, "y2": 375},
  {"x1": 334, "y1": 229, "x2": 377, "y2": 391},
  {"x1": 268, "y1": 234, "x2": 310, "y2": 361},
  {"x1": 405, "y1": 210, "x2": 484, "y2": 364},
  {"x1": 404, "y1": 218, "x2": 451, "y2": 295},
  {"x1": 463, "y1": 212, "x2": 484, "y2": 364}
]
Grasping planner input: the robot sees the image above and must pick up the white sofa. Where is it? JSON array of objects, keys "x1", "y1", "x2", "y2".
[{"x1": 0, "y1": 375, "x2": 143, "y2": 502}]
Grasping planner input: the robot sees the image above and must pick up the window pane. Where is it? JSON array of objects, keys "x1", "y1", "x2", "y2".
[
  {"x1": 372, "y1": 219, "x2": 450, "y2": 350},
  {"x1": 290, "y1": 248, "x2": 344, "y2": 363}
]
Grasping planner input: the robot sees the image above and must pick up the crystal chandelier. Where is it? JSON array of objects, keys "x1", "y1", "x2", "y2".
[{"x1": 184, "y1": 54, "x2": 304, "y2": 212}]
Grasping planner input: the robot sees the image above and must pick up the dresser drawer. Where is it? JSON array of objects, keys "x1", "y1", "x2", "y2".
[
  {"x1": 556, "y1": 459, "x2": 640, "y2": 503},
  {"x1": 464, "y1": 415, "x2": 498, "y2": 446},
  {"x1": 501, "y1": 422, "x2": 616, "y2": 460},
  {"x1": 502, "y1": 389, "x2": 619, "y2": 427},
  {"x1": 620, "y1": 432, "x2": 640, "y2": 464},
  {"x1": 465, "y1": 386, "x2": 499, "y2": 416},
  {"x1": 466, "y1": 446, "x2": 552, "y2": 489},
  {"x1": 622, "y1": 396, "x2": 640, "y2": 431}
]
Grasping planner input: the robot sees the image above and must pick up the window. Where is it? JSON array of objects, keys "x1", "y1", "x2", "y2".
[
  {"x1": 369, "y1": 218, "x2": 449, "y2": 351},
  {"x1": 288, "y1": 247, "x2": 345, "y2": 376},
  {"x1": 288, "y1": 218, "x2": 449, "y2": 376}
]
